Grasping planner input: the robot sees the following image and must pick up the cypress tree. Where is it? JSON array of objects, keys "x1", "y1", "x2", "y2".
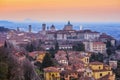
[{"x1": 42, "y1": 53, "x2": 54, "y2": 69}]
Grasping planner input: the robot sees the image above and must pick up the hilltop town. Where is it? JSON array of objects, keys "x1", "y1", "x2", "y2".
[{"x1": 0, "y1": 21, "x2": 120, "y2": 80}]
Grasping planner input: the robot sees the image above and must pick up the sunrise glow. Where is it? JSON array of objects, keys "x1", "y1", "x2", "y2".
[{"x1": 0, "y1": 0, "x2": 120, "y2": 22}]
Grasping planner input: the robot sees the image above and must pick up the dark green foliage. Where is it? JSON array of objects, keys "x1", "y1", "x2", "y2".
[
  {"x1": 72, "y1": 43, "x2": 85, "y2": 51},
  {"x1": 26, "y1": 44, "x2": 34, "y2": 52},
  {"x1": 90, "y1": 53, "x2": 104, "y2": 62},
  {"x1": 106, "y1": 40, "x2": 115, "y2": 56},
  {"x1": 48, "y1": 41, "x2": 59, "y2": 58},
  {"x1": 116, "y1": 60, "x2": 120, "y2": 79},
  {"x1": 106, "y1": 40, "x2": 112, "y2": 48},
  {"x1": 106, "y1": 46, "x2": 115, "y2": 56},
  {"x1": 4, "y1": 41, "x2": 7, "y2": 48},
  {"x1": 42, "y1": 53, "x2": 54, "y2": 69},
  {"x1": 117, "y1": 45, "x2": 120, "y2": 50},
  {"x1": 34, "y1": 61, "x2": 42, "y2": 70},
  {"x1": 0, "y1": 62, "x2": 8, "y2": 80},
  {"x1": 0, "y1": 47, "x2": 9, "y2": 80},
  {"x1": 49, "y1": 47, "x2": 56, "y2": 58},
  {"x1": 55, "y1": 41, "x2": 59, "y2": 52},
  {"x1": 0, "y1": 46, "x2": 39, "y2": 80},
  {"x1": 106, "y1": 48, "x2": 112, "y2": 56}
]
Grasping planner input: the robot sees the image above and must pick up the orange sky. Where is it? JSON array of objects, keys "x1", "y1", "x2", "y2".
[{"x1": 0, "y1": 0, "x2": 120, "y2": 22}]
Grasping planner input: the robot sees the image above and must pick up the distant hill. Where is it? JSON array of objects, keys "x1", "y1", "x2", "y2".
[
  {"x1": 0, "y1": 26, "x2": 10, "y2": 32},
  {"x1": 0, "y1": 20, "x2": 14, "y2": 24}
]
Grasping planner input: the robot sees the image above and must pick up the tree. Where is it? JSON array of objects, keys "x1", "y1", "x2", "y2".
[
  {"x1": 42, "y1": 53, "x2": 54, "y2": 69},
  {"x1": 90, "y1": 53, "x2": 104, "y2": 62},
  {"x1": 26, "y1": 44, "x2": 34, "y2": 52},
  {"x1": 72, "y1": 43, "x2": 85, "y2": 51},
  {"x1": 49, "y1": 47, "x2": 56, "y2": 58},
  {"x1": 55, "y1": 41, "x2": 59, "y2": 52},
  {"x1": 106, "y1": 48, "x2": 112, "y2": 56},
  {"x1": 117, "y1": 45, "x2": 120, "y2": 50},
  {"x1": 4, "y1": 41, "x2": 7, "y2": 48},
  {"x1": 116, "y1": 60, "x2": 120, "y2": 79},
  {"x1": 106, "y1": 40, "x2": 112, "y2": 48}
]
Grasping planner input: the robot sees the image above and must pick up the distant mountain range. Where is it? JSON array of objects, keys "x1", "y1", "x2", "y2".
[{"x1": 0, "y1": 20, "x2": 14, "y2": 24}]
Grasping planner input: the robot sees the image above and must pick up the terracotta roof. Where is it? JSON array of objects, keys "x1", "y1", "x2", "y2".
[
  {"x1": 61, "y1": 70, "x2": 77, "y2": 75},
  {"x1": 93, "y1": 42, "x2": 105, "y2": 45},
  {"x1": 57, "y1": 50, "x2": 66, "y2": 55},
  {"x1": 0, "y1": 43, "x2": 3, "y2": 47},
  {"x1": 90, "y1": 61, "x2": 103, "y2": 65},
  {"x1": 29, "y1": 51, "x2": 46, "y2": 57},
  {"x1": 44, "y1": 67, "x2": 60, "y2": 72}
]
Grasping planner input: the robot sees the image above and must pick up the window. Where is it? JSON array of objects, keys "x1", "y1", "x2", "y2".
[
  {"x1": 100, "y1": 73, "x2": 102, "y2": 77},
  {"x1": 87, "y1": 58, "x2": 89, "y2": 62},
  {"x1": 99, "y1": 66, "x2": 101, "y2": 69},
  {"x1": 87, "y1": 73, "x2": 89, "y2": 76}
]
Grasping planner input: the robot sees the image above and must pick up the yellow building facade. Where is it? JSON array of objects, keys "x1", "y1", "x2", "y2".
[
  {"x1": 80, "y1": 56, "x2": 89, "y2": 66},
  {"x1": 44, "y1": 67, "x2": 60, "y2": 80},
  {"x1": 36, "y1": 52, "x2": 46, "y2": 63},
  {"x1": 87, "y1": 62, "x2": 115, "y2": 80}
]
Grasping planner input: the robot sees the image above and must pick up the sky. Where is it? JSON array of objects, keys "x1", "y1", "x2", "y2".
[{"x1": 0, "y1": 0, "x2": 120, "y2": 22}]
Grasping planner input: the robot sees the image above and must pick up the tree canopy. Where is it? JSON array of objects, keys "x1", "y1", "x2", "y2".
[
  {"x1": 42, "y1": 53, "x2": 54, "y2": 69},
  {"x1": 72, "y1": 43, "x2": 85, "y2": 51}
]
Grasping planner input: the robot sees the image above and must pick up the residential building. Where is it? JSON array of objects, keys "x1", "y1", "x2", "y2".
[
  {"x1": 44, "y1": 67, "x2": 60, "y2": 80},
  {"x1": 99, "y1": 33, "x2": 116, "y2": 46},
  {"x1": 84, "y1": 41, "x2": 106, "y2": 53},
  {"x1": 61, "y1": 70, "x2": 78, "y2": 80},
  {"x1": 85, "y1": 61, "x2": 115, "y2": 80}
]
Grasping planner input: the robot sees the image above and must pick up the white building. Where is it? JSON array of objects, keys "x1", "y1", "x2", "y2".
[{"x1": 83, "y1": 41, "x2": 106, "y2": 53}]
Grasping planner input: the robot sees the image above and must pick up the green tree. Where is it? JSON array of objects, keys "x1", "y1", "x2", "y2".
[
  {"x1": 106, "y1": 48, "x2": 112, "y2": 56},
  {"x1": 72, "y1": 43, "x2": 85, "y2": 51},
  {"x1": 115, "y1": 60, "x2": 120, "y2": 79},
  {"x1": 106, "y1": 40, "x2": 112, "y2": 48},
  {"x1": 55, "y1": 41, "x2": 59, "y2": 52},
  {"x1": 26, "y1": 44, "x2": 34, "y2": 52},
  {"x1": 117, "y1": 45, "x2": 120, "y2": 50},
  {"x1": 90, "y1": 53, "x2": 104, "y2": 62},
  {"x1": 0, "y1": 62, "x2": 8, "y2": 80},
  {"x1": 42, "y1": 53, "x2": 54, "y2": 69},
  {"x1": 4, "y1": 41, "x2": 7, "y2": 48},
  {"x1": 0, "y1": 47, "x2": 9, "y2": 80},
  {"x1": 49, "y1": 47, "x2": 56, "y2": 58}
]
